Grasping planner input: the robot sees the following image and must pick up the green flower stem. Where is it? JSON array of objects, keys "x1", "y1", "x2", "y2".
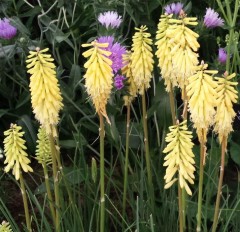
[
  {"x1": 212, "y1": 136, "x2": 227, "y2": 232},
  {"x1": 169, "y1": 85, "x2": 176, "y2": 125},
  {"x1": 49, "y1": 134, "x2": 60, "y2": 232},
  {"x1": 43, "y1": 162, "x2": 56, "y2": 227},
  {"x1": 142, "y1": 91, "x2": 155, "y2": 214},
  {"x1": 197, "y1": 133, "x2": 206, "y2": 232},
  {"x1": 178, "y1": 185, "x2": 183, "y2": 232},
  {"x1": 19, "y1": 172, "x2": 31, "y2": 231},
  {"x1": 99, "y1": 113, "x2": 105, "y2": 232},
  {"x1": 122, "y1": 103, "x2": 131, "y2": 220}
]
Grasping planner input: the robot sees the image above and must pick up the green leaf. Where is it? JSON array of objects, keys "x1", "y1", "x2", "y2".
[{"x1": 230, "y1": 141, "x2": 240, "y2": 166}]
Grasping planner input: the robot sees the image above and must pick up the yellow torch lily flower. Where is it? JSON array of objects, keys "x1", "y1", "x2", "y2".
[
  {"x1": 122, "y1": 51, "x2": 137, "y2": 105},
  {"x1": 131, "y1": 25, "x2": 154, "y2": 95},
  {"x1": 155, "y1": 14, "x2": 177, "y2": 91},
  {"x1": 3, "y1": 124, "x2": 33, "y2": 180},
  {"x1": 186, "y1": 62, "x2": 218, "y2": 143},
  {"x1": 82, "y1": 41, "x2": 113, "y2": 123},
  {"x1": 163, "y1": 120, "x2": 195, "y2": 195},
  {"x1": 35, "y1": 127, "x2": 52, "y2": 165},
  {"x1": 26, "y1": 48, "x2": 63, "y2": 137},
  {"x1": 214, "y1": 72, "x2": 238, "y2": 143},
  {"x1": 169, "y1": 16, "x2": 200, "y2": 88}
]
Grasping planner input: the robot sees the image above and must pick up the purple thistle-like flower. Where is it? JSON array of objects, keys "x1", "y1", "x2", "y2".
[
  {"x1": 204, "y1": 8, "x2": 224, "y2": 28},
  {"x1": 97, "y1": 36, "x2": 126, "y2": 73},
  {"x1": 218, "y1": 48, "x2": 227, "y2": 64},
  {"x1": 98, "y1": 11, "x2": 122, "y2": 29},
  {"x1": 114, "y1": 75, "x2": 125, "y2": 90},
  {"x1": 164, "y1": 2, "x2": 183, "y2": 15},
  {"x1": 0, "y1": 18, "x2": 17, "y2": 39}
]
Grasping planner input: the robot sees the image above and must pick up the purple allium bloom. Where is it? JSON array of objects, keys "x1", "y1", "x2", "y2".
[
  {"x1": 97, "y1": 36, "x2": 126, "y2": 73},
  {"x1": 164, "y1": 2, "x2": 183, "y2": 15},
  {"x1": 0, "y1": 18, "x2": 17, "y2": 39},
  {"x1": 98, "y1": 11, "x2": 122, "y2": 29},
  {"x1": 114, "y1": 74, "x2": 125, "y2": 90},
  {"x1": 218, "y1": 48, "x2": 227, "y2": 64},
  {"x1": 204, "y1": 8, "x2": 224, "y2": 28}
]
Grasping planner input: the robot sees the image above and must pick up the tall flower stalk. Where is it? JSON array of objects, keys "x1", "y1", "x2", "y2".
[
  {"x1": 131, "y1": 25, "x2": 155, "y2": 213},
  {"x1": 212, "y1": 72, "x2": 238, "y2": 232},
  {"x1": 186, "y1": 62, "x2": 218, "y2": 231},
  {"x1": 35, "y1": 127, "x2": 56, "y2": 227},
  {"x1": 121, "y1": 51, "x2": 137, "y2": 219},
  {"x1": 26, "y1": 48, "x2": 63, "y2": 230},
  {"x1": 3, "y1": 124, "x2": 33, "y2": 231},
  {"x1": 82, "y1": 41, "x2": 113, "y2": 232}
]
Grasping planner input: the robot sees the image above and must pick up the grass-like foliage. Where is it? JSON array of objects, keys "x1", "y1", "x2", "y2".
[{"x1": 0, "y1": 0, "x2": 240, "y2": 231}]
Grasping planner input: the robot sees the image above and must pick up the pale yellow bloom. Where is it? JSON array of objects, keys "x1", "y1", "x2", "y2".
[
  {"x1": 122, "y1": 51, "x2": 137, "y2": 105},
  {"x1": 169, "y1": 16, "x2": 200, "y2": 88},
  {"x1": 155, "y1": 14, "x2": 199, "y2": 90},
  {"x1": 35, "y1": 127, "x2": 52, "y2": 165},
  {"x1": 0, "y1": 221, "x2": 13, "y2": 232},
  {"x1": 214, "y1": 72, "x2": 238, "y2": 143},
  {"x1": 186, "y1": 63, "x2": 218, "y2": 142},
  {"x1": 82, "y1": 41, "x2": 113, "y2": 122},
  {"x1": 3, "y1": 124, "x2": 33, "y2": 180},
  {"x1": 155, "y1": 14, "x2": 177, "y2": 91},
  {"x1": 131, "y1": 25, "x2": 154, "y2": 95},
  {"x1": 26, "y1": 48, "x2": 63, "y2": 137},
  {"x1": 163, "y1": 120, "x2": 195, "y2": 195}
]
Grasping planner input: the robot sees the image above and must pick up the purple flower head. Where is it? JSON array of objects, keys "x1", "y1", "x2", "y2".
[
  {"x1": 164, "y1": 2, "x2": 183, "y2": 15},
  {"x1": 218, "y1": 48, "x2": 227, "y2": 64},
  {"x1": 97, "y1": 36, "x2": 126, "y2": 73},
  {"x1": 204, "y1": 8, "x2": 224, "y2": 28},
  {"x1": 0, "y1": 18, "x2": 17, "y2": 40},
  {"x1": 114, "y1": 74, "x2": 125, "y2": 90},
  {"x1": 98, "y1": 11, "x2": 122, "y2": 29}
]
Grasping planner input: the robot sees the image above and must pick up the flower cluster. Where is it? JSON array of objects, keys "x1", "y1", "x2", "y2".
[
  {"x1": 204, "y1": 8, "x2": 224, "y2": 28},
  {"x1": 98, "y1": 11, "x2": 122, "y2": 29},
  {"x1": 0, "y1": 18, "x2": 17, "y2": 40},
  {"x1": 97, "y1": 36, "x2": 126, "y2": 73},
  {"x1": 26, "y1": 48, "x2": 63, "y2": 137},
  {"x1": 218, "y1": 48, "x2": 227, "y2": 64},
  {"x1": 35, "y1": 127, "x2": 52, "y2": 165},
  {"x1": 3, "y1": 124, "x2": 33, "y2": 180},
  {"x1": 186, "y1": 62, "x2": 218, "y2": 143},
  {"x1": 82, "y1": 41, "x2": 113, "y2": 122},
  {"x1": 155, "y1": 13, "x2": 199, "y2": 90},
  {"x1": 122, "y1": 51, "x2": 137, "y2": 105},
  {"x1": 214, "y1": 72, "x2": 238, "y2": 143},
  {"x1": 163, "y1": 120, "x2": 195, "y2": 195},
  {"x1": 164, "y1": 2, "x2": 183, "y2": 15},
  {"x1": 0, "y1": 221, "x2": 12, "y2": 232},
  {"x1": 131, "y1": 25, "x2": 154, "y2": 95},
  {"x1": 114, "y1": 74, "x2": 125, "y2": 90}
]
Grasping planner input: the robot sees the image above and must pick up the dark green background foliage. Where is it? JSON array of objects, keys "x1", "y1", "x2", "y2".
[{"x1": 0, "y1": 0, "x2": 240, "y2": 231}]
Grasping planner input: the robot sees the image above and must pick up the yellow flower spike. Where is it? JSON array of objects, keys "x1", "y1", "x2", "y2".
[
  {"x1": 214, "y1": 72, "x2": 238, "y2": 143},
  {"x1": 0, "y1": 221, "x2": 13, "y2": 232},
  {"x1": 35, "y1": 127, "x2": 52, "y2": 165},
  {"x1": 82, "y1": 41, "x2": 113, "y2": 123},
  {"x1": 122, "y1": 51, "x2": 138, "y2": 105},
  {"x1": 3, "y1": 124, "x2": 33, "y2": 180},
  {"x1": 163, "y1": 120, "x2": 195, "y2": 195},
  {"x1": 155, "y1": 14, "x2": 178, "y2": 91},
  {"x1": 186, "y1": 62, "x2": 218, "y2": 143},
  {"x1": 131, "y1": 25, "x2": 154, "y2": 95},
  {"x1": 26, "y1": 48, "x2": 63, "y2": 137}
]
